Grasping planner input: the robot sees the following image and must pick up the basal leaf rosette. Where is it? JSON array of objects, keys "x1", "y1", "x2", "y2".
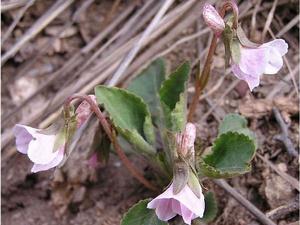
[{"x1": 95, "y1": 86, "x2": 156, "y2": 155}]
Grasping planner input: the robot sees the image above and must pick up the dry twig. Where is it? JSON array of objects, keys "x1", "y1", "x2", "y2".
[
  {"x1": 213, "y1": 179, "x2": 277, "y2": 225},
  {"x1": 272, "y1": 108, "x2": 298, "y2": 157},
  {"x1": 1, "y1": 0, "x2": 74, "y2": 65}
]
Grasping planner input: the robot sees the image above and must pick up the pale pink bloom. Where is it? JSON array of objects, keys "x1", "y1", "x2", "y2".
[
  {"x1": 232, "y1": 39, "x2": 288, "y2": 91},
  {"x1": 176, "y1": 123, "x2": 196, "y2": 156},
  {"x1": 13, "y1": 124, "x2": 65, "y2": 173},
  {"x1": 87, "y1": 153, "x2": 100, "y2": 168},
  {"x1": 75, "y1": 95, "x2": 97, "y2": 127},
  {"x1": 13, "y1": 95, "x2": 97, "y2": 173},
  {"x1": 202, "y1": 4, "x2": 225, "y2": 36},
  {"x1": 148, "y1": 183, "x2": 205, "y2": 224}
]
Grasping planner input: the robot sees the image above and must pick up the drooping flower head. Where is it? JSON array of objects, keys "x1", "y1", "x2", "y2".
[
  {"x1": 203, "y1": 3, "x2": 289, "y2": 91},
  {"x1": 13, "y1": 95, "x2": 97, "y2": 173},
  {"x1": 147, "y1": 182, "x2": 205, "y2": 225},
  {"x1": 231, "y1": 39, "x2": 288, "y2": 91},
  {"x1": 148, "y1": 123, "x2": 205, "y2": 224}
]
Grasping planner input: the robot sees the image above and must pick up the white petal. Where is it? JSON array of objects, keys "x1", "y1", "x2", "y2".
[
  {"x1": 261, "y1": 39, "x2": 288, "y2": 56},
  {"x1": 264, "y1": 47, "x2": 284, "y2": 74},
  {"x1": 27, "y1": 133, "x2": 60, "y2": 164},
  {"x1": 31, "y1": 147, "x2": 64, "y2": 173}
]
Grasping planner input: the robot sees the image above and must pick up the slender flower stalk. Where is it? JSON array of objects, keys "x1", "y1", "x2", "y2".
[
  {"x1": 188, "y1": 1, "x2": 239, "y2": 122},
  {"x1": 64, "y1": 94, "x2": 158, "y2": 191}
]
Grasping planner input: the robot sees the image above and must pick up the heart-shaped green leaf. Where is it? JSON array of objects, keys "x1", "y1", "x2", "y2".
[
  {"x1": 95, "y1": 86, "x2": 156, "y2": 155},
  {"x1": 219, "y1": 113, "x2": 256, "y2": 147},
  {"x1": 159, "y1": 62, "x2": 190, "y2": 132},
  {"x1": 121, "y1": 199, "x2": 167, "y2": 225},
  {"x1": 128, "y1": 58, "x2": 166, "y2": 123},
  {"x1": 199, "y1": 132, "x2": 256, "y2": 178}
]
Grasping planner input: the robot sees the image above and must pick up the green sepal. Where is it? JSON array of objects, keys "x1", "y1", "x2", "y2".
[
  {"x1": 95, "y1": 86, "x2": 156, "y2": 155},
  {"x1": 222, "y1": 24, "x2": 234, "y2": 67},
  {"x1": 159, "y1": 62, "x2": 190, "y2": 132},
  {"x1": 187, "y1": 171, "x2": 202, "y2": 198},
  {"x1": 230, "y1": 38, "x2": 241, "y2": 64},
  {"x1": 236, "y1": 25, "x2": 260, "y2": 48},
  {"x1": 121, "y1": 199, "x2": 167, "y2": 225},
  {"x1": 173, "y1": 160, "x2": 189, "y2": 195}
]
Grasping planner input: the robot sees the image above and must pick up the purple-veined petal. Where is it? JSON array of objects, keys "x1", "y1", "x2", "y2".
[
  {"x1": 238, "y1": 46, "x2": 268, "y2": 76},
  {"x1": 180, "y1": 204, "x2": 195, "y2": 225},
  {"x1": 13, "y1": 124, "x2": 38, "y2": 154},
  {"x1": 31, "y1": 147, "x2": 64, "y2": 173},
  {"x1": 261, "y1": 39, "x2": 288, "y2": 56},
  {"x1": 27, "y1": 133, "x2": 60, "y2": 164},
  {"x1": 155, "y1": 199, "x2": 177, "y2": 221},
  {"x1": 232, "y1": 64, "x2": 260, "y2": 91}
]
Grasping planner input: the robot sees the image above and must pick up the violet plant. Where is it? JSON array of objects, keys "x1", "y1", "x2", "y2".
[{"x1": 13, "y1": 1, "x2": 288, "y2": 224}]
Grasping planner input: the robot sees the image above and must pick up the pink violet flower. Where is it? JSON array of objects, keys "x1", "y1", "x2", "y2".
[
  {"x1": 147, "y1": 182, "x2": 205, "y2": 224},
  {"x1": 13, "y1": 95, "x2": 97, "y2": 173},
  {"x1": 202, "y1": 4, "x2": 225, "y2": 36},
  {"x1": 232, "y1": 39, "x2": 288, "y2": 91}
]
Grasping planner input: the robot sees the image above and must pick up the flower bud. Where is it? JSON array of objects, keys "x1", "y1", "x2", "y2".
[
  {"x1": 202, "y1": 4, "x2": 225, "y2": 36},
  {"x1": 176, "y1": 123, "x2": 196, "y2": 157}
]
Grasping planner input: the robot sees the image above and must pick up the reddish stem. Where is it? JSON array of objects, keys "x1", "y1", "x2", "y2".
[{"x1": 64, "y1": 94, "x2": 158, "y2": 191}]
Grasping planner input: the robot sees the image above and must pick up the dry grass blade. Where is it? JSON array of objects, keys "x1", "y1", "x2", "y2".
[
  {"x1": 1, "y1": 0, "x2": 36, "y2": 45},
  {"x1": 1, "y1": 0, "x2": 30, "y2": 12},
  {"x1": 1, "y1": 0, "x2": 74, "y2": 65},
  {"x1": 276, "y1": 14, "x2": 300, "y2": 38},
  {"x1": 1, "y1": 0, "x2": 198, "y2": 150},
  {"x1": 213, "y1": 179, "x2": 277, "y2": 225},
  {"x1": 1, "y1": 4, "x2": 135, "y2": 127},
  {"x1": 107, "y1": 0, "x2": 175, "y2": 86},
  {"x1": 261, "y1": 0, "x2": 278, "y2": 41}
]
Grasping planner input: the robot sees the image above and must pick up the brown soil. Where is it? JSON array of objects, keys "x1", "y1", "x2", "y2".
[{"x1": 1, "y1": 0, "x2": 299, "y2": 225}]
